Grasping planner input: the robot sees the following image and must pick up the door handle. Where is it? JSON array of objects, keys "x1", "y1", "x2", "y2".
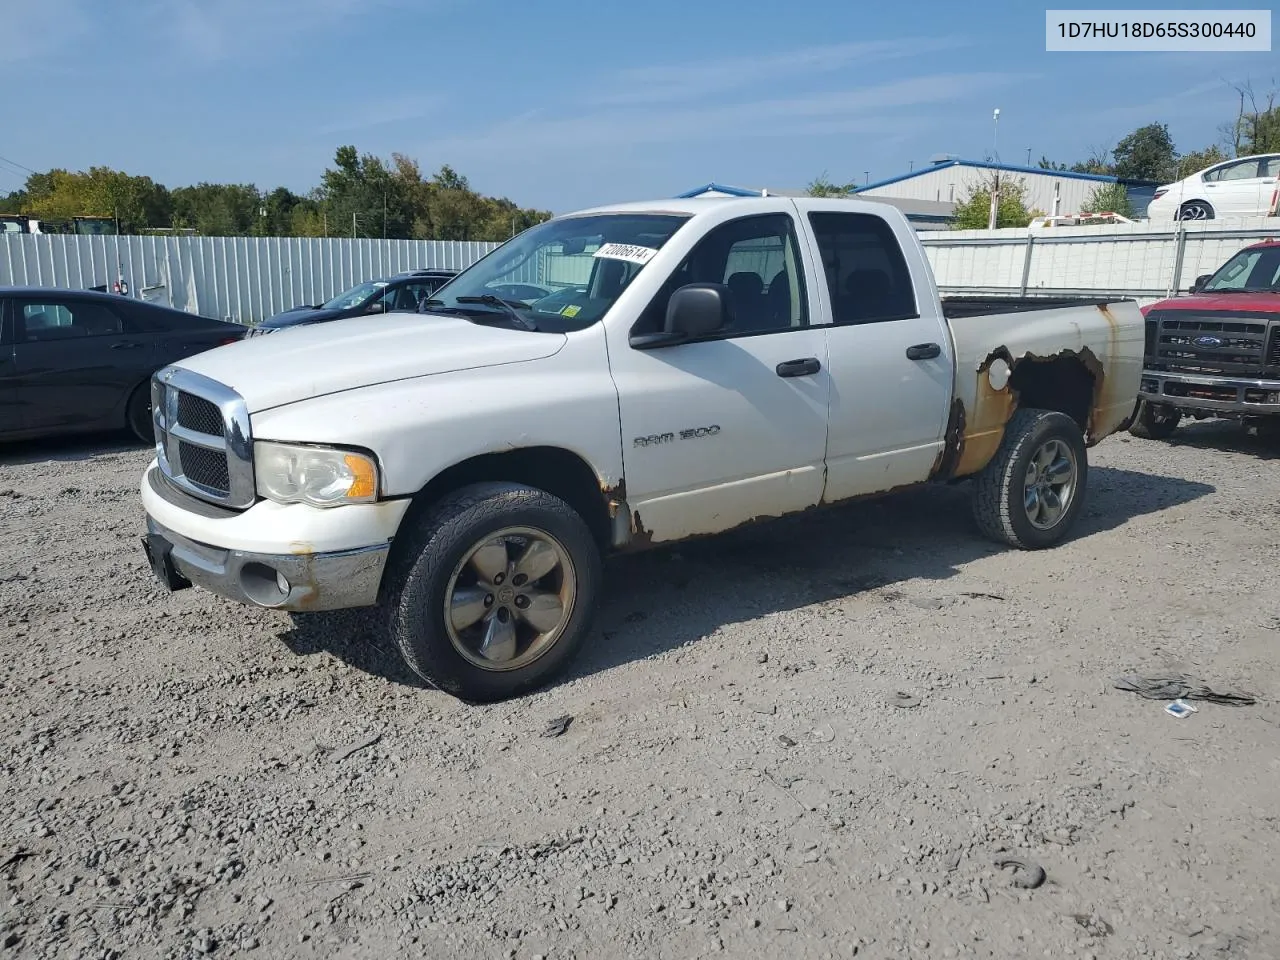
[
  {"x1": 110, "y1": 341, "x2": 143, "y2": 349},
  {"x1": 906, "y1": 342, "x2": 941, "y2": 361},
  {"x1": 776, "y1": 357, "x2": 821, "y2": 378}
]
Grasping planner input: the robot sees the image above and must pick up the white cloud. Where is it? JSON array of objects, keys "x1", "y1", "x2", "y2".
[
  {"x1": 428, "y1": 71, "x2": 1024, "y2": 157},
  {"x1": 0, "y1": 0, "x2": 94, "y2": 66},
  {"x1": 315, "y1": 96, "x2": 445, "y2": 136},
  {"x1": 589, "y1": 37, "x2": 972, "y2": 105},
  {"x1": 158, "y1": 0, "x2": 419, "y2": 63}
]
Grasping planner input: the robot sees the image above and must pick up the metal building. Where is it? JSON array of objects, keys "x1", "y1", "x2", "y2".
[
  {"x1": 675, "y1": 183, "x2": 955, "y2": 230},
  {"x1": 854, "y1": 156, "x2": 1160, "y2": 218}
]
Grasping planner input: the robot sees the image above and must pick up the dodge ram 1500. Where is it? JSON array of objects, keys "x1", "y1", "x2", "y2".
[{"x1": 139, "y1": 196, "x2": 1144, "y2": 701}]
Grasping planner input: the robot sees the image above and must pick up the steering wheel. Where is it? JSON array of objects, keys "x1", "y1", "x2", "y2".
[{"x1": 486, "y1": 282, "x2": 552, "y2": 301}]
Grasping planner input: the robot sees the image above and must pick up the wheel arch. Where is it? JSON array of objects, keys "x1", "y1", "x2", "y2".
[
  {"x1": 939, "y1": 349, "x2": 1099, "y2": 481},
  {"x1": 390, "y1": 446, "x2": 619, "y2": 568}
]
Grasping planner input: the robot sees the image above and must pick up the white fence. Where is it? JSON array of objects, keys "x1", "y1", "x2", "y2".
[
  {"x1": 0, "y1": 234, "x2": 501, "y2": 324},
  {"x1": 4, "y1": 219, "x2": 1279, "y2": 323},
  {"x1": 919, "y1": 217, "x2": 1280, "y2": 304}
]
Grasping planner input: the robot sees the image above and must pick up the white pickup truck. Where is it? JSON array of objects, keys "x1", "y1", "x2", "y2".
[{"x1": 139, "y1": 196, "x2": 1143, "y2": 701}]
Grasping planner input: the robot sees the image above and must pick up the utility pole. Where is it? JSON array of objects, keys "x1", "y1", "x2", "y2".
[
  {"x1": 1026, "y1": 146, "x2": 1032, "y2": 166},
  {"x1": 383, "y1": 192, "x2": 387, "y2": 239}
]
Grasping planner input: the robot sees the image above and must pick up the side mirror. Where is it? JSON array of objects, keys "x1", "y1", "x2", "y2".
[
  {"x1": 366, "y1": 302, "x2": 387, "y2": 313},
  {"x1": 1191, "y1": 273, "x2": 1213, "y2": 293},
  {"x1": 630, "y1": 283, "x2": 730, "y2": 349}
]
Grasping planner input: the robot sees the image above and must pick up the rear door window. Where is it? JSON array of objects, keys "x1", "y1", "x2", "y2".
[
  {"x1": 806, "y1": 212, "x2": 918, "y2": 324},
  {"x1": 17, "y1": 300, "x2": 129, "y2": 341}
]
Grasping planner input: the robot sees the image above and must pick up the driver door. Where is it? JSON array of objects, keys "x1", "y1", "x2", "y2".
[{"x1": 607, "y1": 211, "x2": 831, "y2": 545}]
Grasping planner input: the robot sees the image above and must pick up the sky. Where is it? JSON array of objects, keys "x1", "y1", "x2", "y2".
[{"x1": 1, "y1": 0, "x2": 1276, "y2": 214}]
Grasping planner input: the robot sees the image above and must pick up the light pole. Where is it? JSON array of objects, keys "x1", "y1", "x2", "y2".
[{"x1": 988, "y1": 108, "x2": 1001, "y2": 230}]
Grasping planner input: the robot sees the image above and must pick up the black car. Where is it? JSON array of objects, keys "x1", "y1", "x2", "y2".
[
  {"x1": 0, "y1": 287, "x2": 246, "y2": 443},
  {"x1": 248, "y1": 268, "x2": 458, "y2": 336}
]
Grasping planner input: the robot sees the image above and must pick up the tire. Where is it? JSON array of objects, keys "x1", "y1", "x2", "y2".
[
  {"x1": 972, "y1": 408, "x2": 1089, "y2": 550},
  {"x1": 1178, "y1": 201, "x2": 1214, "y2": 221},
  {"x1": 1128, "y1": 400, "x2": 1181, "y2": 440},
  {"x1": 126, "y1": 383, "x2": 154, "y2": 444},
  {"x1": 383, "y1": 481, "x2": 602, "y2": 702}
]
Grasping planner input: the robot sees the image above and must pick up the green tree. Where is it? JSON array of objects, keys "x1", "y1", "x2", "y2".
[
  {"x1": 805, "y1": 171, "x2": 857, "y2": 197},
  {"x1": 0, "y1": 190, "x2": 24, "y2": 214},
  {"x1": 1112, "y1": 123, "x2": 1177, "y2": 181},
  {"x1": 1175, "y1": 145, "x2": 1229, "y2": 179},
  {"x1": 22, "y1": 166, "x2": 171, "y2": 231},
  {"x1": 170, "y1": 183, "x2": 262, "y2": 236},
  {"x1": 319, "y1": 145, "x2": 415, "y2": 239},
  {"x1": 1223, "y1": 82, "x2": 1280, "y2": 156},
  {"x1": 951, "y1": 174, "x2": 1041, "y2": 229},
  {"x1": 1083, "y1": 182, "x2": 1135, "y2": 217}
]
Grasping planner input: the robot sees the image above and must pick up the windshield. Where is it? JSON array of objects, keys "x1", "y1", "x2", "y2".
[
  {"x1": 322, "y1": 280, "x2": 387, "y2": 310},
  {"x1": 1203, "y1": 247, "x2": 1280, "y2": 293},
  {"x1": 426, "y1": 212, "x2": 691, "y2": 333}
]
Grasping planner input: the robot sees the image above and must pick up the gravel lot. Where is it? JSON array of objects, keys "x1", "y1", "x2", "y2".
[{"x1": 1, "y1": 423, "x2": 1278, "y2": 960}]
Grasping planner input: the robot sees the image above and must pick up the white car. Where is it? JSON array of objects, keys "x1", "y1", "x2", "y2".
[{"x1": 1146, "y1": 153, "x2": 1280, "y2": 221}]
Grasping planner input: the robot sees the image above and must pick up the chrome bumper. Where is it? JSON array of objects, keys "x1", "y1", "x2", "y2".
[
  {"x1": 1140, "y1": 371, "x2": 1280, "y2": 415},
  {"x1": 142, "y1": 516, "x2": 389, "y2": 612}
]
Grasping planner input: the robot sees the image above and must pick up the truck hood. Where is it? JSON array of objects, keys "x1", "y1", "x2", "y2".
[
  {"x1": 173, "y1": 313, "x2": 567, "y2": 413},
  {"x1": 1143, "y1": 291, "x2": 1280, "y2": 315}
]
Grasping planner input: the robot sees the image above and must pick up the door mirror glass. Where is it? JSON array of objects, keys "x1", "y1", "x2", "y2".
[{"x1": 1191, "y1": 273, "x2": 1213, "y2": 293}]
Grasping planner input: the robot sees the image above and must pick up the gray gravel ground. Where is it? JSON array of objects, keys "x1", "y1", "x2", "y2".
[{"x1": 1, "y1": 422, "x2": 1278, "y2": 960}]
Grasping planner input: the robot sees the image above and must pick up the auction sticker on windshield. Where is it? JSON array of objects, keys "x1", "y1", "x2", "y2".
[{"x1": 593, "y1": 243, "x2": 658, "y2": 265}]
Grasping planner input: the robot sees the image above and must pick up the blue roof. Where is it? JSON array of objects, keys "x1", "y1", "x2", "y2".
[
  {"x1": 675, "y1": 182, "x2": 763, "y2": 198},
  {"x1": 855, "y1": 159, "x2": 1148, "y2": 194}
]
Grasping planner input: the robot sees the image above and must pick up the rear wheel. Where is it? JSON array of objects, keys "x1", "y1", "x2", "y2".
[
  {"x1": 1178, "y1": 200, "x2": 1214, "y2": 221},
  {"x1": 972, "y1": 409, "x2": 1088, "y2": 550},
  {"x1": 1128, "y1": 400, "x2": 1181, "y2": 440},
  {"x1": 383, "y1": 482, "x2": 602, "y2": 702},
  {"x1": 126, "y1": 383, "x2": 154, "y2": 444}
]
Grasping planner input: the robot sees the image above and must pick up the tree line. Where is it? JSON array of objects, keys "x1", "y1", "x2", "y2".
[
  {"x1": 0, "y1": 145, "x2": 553, "y2": 241},
  {"x1": 808, "y1": 81, "x2": 1280, "y2": 228}
]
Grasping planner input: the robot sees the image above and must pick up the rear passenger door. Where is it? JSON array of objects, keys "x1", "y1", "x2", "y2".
[
  {"x1": 1203, "y1": 158, "x2": 1266, "y2": 216},
  {"x1": 12, "y1": 296, "x2": 156, "y2": 433},
  {"x1": 797, "y1": 205, "x2": 955, "y2": 501}
]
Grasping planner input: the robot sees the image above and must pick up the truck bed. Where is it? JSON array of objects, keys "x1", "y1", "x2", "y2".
[{"x1": 942, "y1": 295, "x2": 1132, "y2": 320}]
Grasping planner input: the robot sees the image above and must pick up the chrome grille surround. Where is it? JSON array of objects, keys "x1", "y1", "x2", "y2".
[{"x1": 152, "y1": 365, "x2": 255, "y2": 509}]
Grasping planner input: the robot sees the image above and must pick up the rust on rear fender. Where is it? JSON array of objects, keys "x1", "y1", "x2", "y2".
[{"x1": 933, "y1": 335, "x2": 1114, "y2": 483}]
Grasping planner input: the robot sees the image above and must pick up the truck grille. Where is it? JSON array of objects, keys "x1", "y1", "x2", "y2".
[
  {"x1": 177, "y1": 393, "x2": 225, "y2": 438},
  {"x1": 152, "y1": 367, "x2": 255, "y2": 509},
  {"x1": 1145, "y1": 311, "x2": 1278, "y2": 378}
]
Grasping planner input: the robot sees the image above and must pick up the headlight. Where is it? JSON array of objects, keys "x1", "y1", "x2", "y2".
[{"x1": 254, "y1": 442, "x2": 379, "y2": 507}]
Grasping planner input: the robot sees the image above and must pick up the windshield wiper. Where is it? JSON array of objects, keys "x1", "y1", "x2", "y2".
[{"x1": 455, "y1": 295, "x2": 538, "y2": 331}]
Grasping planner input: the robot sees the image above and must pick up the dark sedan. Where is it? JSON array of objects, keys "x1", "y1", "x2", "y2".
[
  {"x1": 248, "y1": 268, "x2": 458, "y2": 337},
  {"x1": 0, "y1": 287, "x2": 245, "y2": 443}
]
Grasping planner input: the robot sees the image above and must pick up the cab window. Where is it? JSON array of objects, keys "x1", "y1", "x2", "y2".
[{"x1": 633, "y1": 213, "x2": 809, "y2": 337}]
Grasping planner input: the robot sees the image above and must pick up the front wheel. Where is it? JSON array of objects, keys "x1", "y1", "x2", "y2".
[
  {"x1": 383, "y1": 482, "x2": 602, "y2": 702},
  {"x1": 1128, "y1": 400, "x2": 1181, "y2": 440},
  {"x1": 972, "y1": 409, "x2": 1088, "y2": 550}
]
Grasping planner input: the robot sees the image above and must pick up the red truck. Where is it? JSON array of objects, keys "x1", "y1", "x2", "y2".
[{"x1": 1132, "y1": 238, "x2": 1280, "y2": 439}]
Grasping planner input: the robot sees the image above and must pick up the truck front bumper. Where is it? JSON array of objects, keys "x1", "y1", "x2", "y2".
[
  {"x1": 1140, "y1": 371, "x2": 1280, "y2": 416},
  {"x1": 142, "y1": 516, "x2": 390, "y2": 611},
  {"x1": 139, "y1": 461, "x2": 409, "y2": 612}
]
